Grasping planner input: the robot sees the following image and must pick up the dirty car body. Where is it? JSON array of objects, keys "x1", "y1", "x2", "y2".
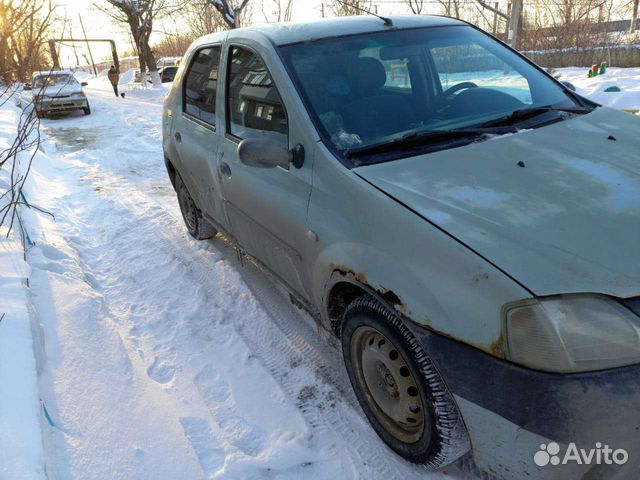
[{"x1": 162, "y1": 15, "x2": 640, "y2": 479}]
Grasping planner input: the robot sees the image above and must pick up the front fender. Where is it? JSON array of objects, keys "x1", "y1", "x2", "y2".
[{"x1": 308, "y1": 142, "x2": 532, "y2": 357}]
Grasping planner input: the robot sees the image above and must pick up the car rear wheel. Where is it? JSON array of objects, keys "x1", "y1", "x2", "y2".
[
  {"x1": 175, "y1": 175, "x2": 217, "y2": 240},
  {"x1": 342, "y1": 295, "x2": 470, "y2": 467}
]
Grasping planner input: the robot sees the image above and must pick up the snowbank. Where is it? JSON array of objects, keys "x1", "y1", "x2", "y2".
[
  {"x1": 85, "y1": 75, "x2": 171, "y2": 104},
  {"x1": 72, "y1": 70, "x2": 93, "y2": 82},
  {"x1": 0, "y1": 102, "x2": 45, "y2": 480},
  {"x1": 556, "y1": 67, "x2": 640, "y2": 113},
  {"x1": 119, "y1": 68, "x2": 137, "y2": 85}
]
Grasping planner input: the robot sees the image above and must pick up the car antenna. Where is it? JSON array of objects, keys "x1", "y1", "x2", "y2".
[{"x1": 334, "y1": 0, "x2": 394, "y2": 27}]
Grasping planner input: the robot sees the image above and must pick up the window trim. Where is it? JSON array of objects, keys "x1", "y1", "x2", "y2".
[
  {"x1": 182, "y1": 44, "x2": 222, "y2": 130},
  {"x1": 224, "y1": 43, "x2": 290, "y2": 144}
]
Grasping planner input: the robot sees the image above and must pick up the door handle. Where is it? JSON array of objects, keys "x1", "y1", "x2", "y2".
[
  {"x1": 174, "y1": 131, "x2": 182, "y2": 143},
  {"x1": 219, "y1": 161, "x2": 231, "y2": 178}
]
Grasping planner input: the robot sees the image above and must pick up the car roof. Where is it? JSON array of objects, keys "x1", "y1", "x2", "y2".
[
  {"x1": 193, "y1": 15, "x2": 465, "y2": 48},
  {"x1": 33, "y1": 70, "x2": 74, "y2": 79}
]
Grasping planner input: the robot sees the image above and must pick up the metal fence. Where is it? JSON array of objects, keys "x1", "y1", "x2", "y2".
[{"x1": 523, "y1": 44, "x2": 640, "y2": 68}]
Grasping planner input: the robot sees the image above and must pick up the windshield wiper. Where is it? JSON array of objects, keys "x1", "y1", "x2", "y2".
[
  {"x1": 345, "y1": 126, "x2": 517, "y2": 158},
  {"x1": 482, "y1": 105, "x2": 593, "y2": 128}
]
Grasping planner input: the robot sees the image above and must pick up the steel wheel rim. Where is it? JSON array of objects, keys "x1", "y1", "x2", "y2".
[
  {"x1": 178, "y1": 183, "x2": 197, "y2": 232},
  {"x1": 351, "y1": 326, "x2": 426, "y2": 444}
]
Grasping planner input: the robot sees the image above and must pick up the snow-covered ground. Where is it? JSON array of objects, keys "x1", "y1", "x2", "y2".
[
  {"x1": 555, "y1": 66, "x2": 640, "y2": 113},
  {"x1": 0, "y1": 105, "x2": 46, "y2": 480},
  {"x1": 2, "y1": 66, "x2": 638, "y2": 480}
]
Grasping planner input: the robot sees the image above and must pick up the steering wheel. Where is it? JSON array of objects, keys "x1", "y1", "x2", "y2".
[{"x1": 442, "y1": 81, "x2": 479, "y2": 97}]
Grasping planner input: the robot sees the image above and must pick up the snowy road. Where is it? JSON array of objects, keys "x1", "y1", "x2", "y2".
[{"x1": 21, "y1": 81, "x2": 473, "y2": 479}]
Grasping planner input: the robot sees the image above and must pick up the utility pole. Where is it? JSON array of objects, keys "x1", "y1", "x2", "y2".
[
  {"x1": 631, "y1": 0, "x2": 639, "y2": 33},
  {"x1": 507, "y1": 0, "x2": 523, "y2": 49},
  {"x1": 492, "y1": 1, "x2": 499, "y2": 34},
  {"x1": 79, "y1": 14, "x2": 98, "y2": 76},
  {"x1": 321, "y1": 2, "x2": 325, "y2": 17}
]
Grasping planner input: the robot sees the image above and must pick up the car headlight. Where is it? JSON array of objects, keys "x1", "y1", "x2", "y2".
[{"x1": 505, "y1": 294, "x2": 640, "y2": 373}]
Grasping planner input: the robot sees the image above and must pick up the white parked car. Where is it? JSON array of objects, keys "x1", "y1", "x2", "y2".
[{"x1": 27, "y1": 71, "x2": 91, "y2": 118}]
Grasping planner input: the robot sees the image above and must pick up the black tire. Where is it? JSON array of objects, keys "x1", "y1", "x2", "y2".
[
  {"x1": 341, "y1": 295, "x2": 470, "y2": 468},
  {"x1": 175, "y1": 174, "x2": 217, "y2": 240},
  {"x1": 83, "y1": 105, "x2": 91, "y2": 115}
]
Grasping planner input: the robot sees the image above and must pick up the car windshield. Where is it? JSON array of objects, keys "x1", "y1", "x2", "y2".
[
  {"x1": 33, "y1": 74, "x2": 76, "y2": 89},
  {"x1": 280, "y1": 25, "x2": 583, "y2": 163}
]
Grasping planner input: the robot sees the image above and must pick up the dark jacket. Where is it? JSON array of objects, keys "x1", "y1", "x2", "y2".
[{"x1": 107, "y1": 68, "x2": 119, "y2": 86}]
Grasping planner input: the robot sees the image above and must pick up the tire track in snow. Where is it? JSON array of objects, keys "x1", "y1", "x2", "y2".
[{"x1": 73, "y1": 165, "x2": 465, "y2": 480}]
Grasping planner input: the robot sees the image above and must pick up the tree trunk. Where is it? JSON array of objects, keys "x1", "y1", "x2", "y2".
[{"x1": 145, "y1": 45, "x2": 161, "y2": 86}]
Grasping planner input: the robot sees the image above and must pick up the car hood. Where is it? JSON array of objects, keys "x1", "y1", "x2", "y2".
[
  {"x1": 38, "y1": 84, "x2": 81, "y2": 97},
  {"x1": 354, "y1": 107, "x2": 640, "y2": 298}
]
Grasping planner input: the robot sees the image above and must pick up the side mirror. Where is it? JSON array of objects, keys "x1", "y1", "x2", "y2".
[
  {"x1": 23, "y1": 83, "x2": 32, "y2": 91},
  {"x1": 238, "y1": 137, "x2": 304, "y2": 170},
  {"x1": 81, "y1": 81, "x2": 88, "y2": 86},
  {"x1": 561, "y1": 80, "x2": 576, "y2": 92}
]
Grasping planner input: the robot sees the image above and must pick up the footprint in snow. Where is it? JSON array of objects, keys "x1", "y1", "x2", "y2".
[
  {"x1": 146, "y1": 353, "x2": 176, "y2": 385},
  {"x1": 218, "y1": 414, "x2": 268, "y2": 457},
  {"x1": 179, "y1": 417, "x2": 225, "y2": 477},
  {"x1": 195, "y1": 366, "x2": 232, "y2": 404},
  {"x1": 39, "y1": 244, "x2": 70, "y2": 261}
]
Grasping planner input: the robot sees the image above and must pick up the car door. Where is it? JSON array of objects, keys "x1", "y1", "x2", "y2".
[
  {"x1": 171, "y1": 45, "x2": 227, "y2": 228},
  {"x1": 216, "y1": 42, "x2": 313, "y2": 297}
]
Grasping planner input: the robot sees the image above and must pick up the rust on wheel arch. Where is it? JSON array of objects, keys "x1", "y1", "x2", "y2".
[
  {"x1": 326, "y1": 263, "x2": 507, "y2": 360},
  {"x1": 326, "y1": 263, "x2": 408, "y2": 325}
]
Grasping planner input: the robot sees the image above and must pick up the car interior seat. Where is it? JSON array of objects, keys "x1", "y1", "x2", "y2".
[{"x1": 341, "y1": 57, "x2": 412, "y2": 141}]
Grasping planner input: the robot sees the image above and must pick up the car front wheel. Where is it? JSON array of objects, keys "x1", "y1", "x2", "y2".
[
  {"x1": 342, "y1": 295, "x2": 470, "y2": 467},
  {"x1": 175, "y1": 174, "x2": 217, "y2": 240}
]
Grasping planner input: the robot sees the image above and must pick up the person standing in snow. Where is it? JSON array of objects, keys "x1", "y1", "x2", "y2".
[{"x1": 107, "y1": 66, "x2": 120, "y2": 98}]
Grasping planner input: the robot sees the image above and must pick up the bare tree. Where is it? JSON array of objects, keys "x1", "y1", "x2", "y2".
[
  {"x1": 436, "y1": 0, "x2": 462, "y2": 19},
  {"x1": 630, "y1": 0, "x2": 639, "y2": 32},
  {"x1": 519, "y1": 0, "x2": 630, "y2": 51},
  {"x1": 330, "y1": 0, "x2": 373, "y2": 16},
  {"x1": 179, "y1": 0, "x2": 242, "y2": 36},
  {"x1": 99, "y1": 0, "x2": 177, "y2": 85},
  {"x1": 152, "y1": 32, "x2": 196, "y2": 56},
  {"x1": 205, "y1": 0, "x2": 252, "y2": 28},
  {"x1": 0, "y1": 88, "x2": 49, "y2": 235},
  {"x1": 404, "y1": 0, "x2": 425, "y2": 15},
  {"x1": 261, "y1": 0, "x2": 293, "y2": 23},
  {"x1": 0, "y1": 0, "x2": 57, "y2": 83}
]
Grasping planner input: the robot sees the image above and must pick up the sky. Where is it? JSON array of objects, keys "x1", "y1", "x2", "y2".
[
  {"x1": 50, "y1": 0, "x2": 504, "y2": 67},
  {"x1": 51, "y1": 0, "x2": 341, "y2": 65}
]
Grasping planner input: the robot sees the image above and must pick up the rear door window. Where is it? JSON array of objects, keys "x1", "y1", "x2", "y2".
[{"x1": 183, "y1": 46, "x2": 221, "y2": 125}]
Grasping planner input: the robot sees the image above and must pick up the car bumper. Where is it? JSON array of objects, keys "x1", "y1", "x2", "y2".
[
  {"x1": 37, "y1": 99, "x2": 87, "y2": 113},
  {"x1": 410, "y1": 324, "x2": 640, "y2": 479}
]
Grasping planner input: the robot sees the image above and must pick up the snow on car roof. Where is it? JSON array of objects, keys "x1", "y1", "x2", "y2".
[
  {"x1": 32, "y1": 70, "x2": 74, "y2": 79},
  {"x1": 194, "y1": 15, "x2": 465, "y2": 48}
]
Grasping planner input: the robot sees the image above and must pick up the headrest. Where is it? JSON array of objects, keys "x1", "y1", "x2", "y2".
[{"x1": 351, "y1": 57, "x2": 387, "y2": 95}]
